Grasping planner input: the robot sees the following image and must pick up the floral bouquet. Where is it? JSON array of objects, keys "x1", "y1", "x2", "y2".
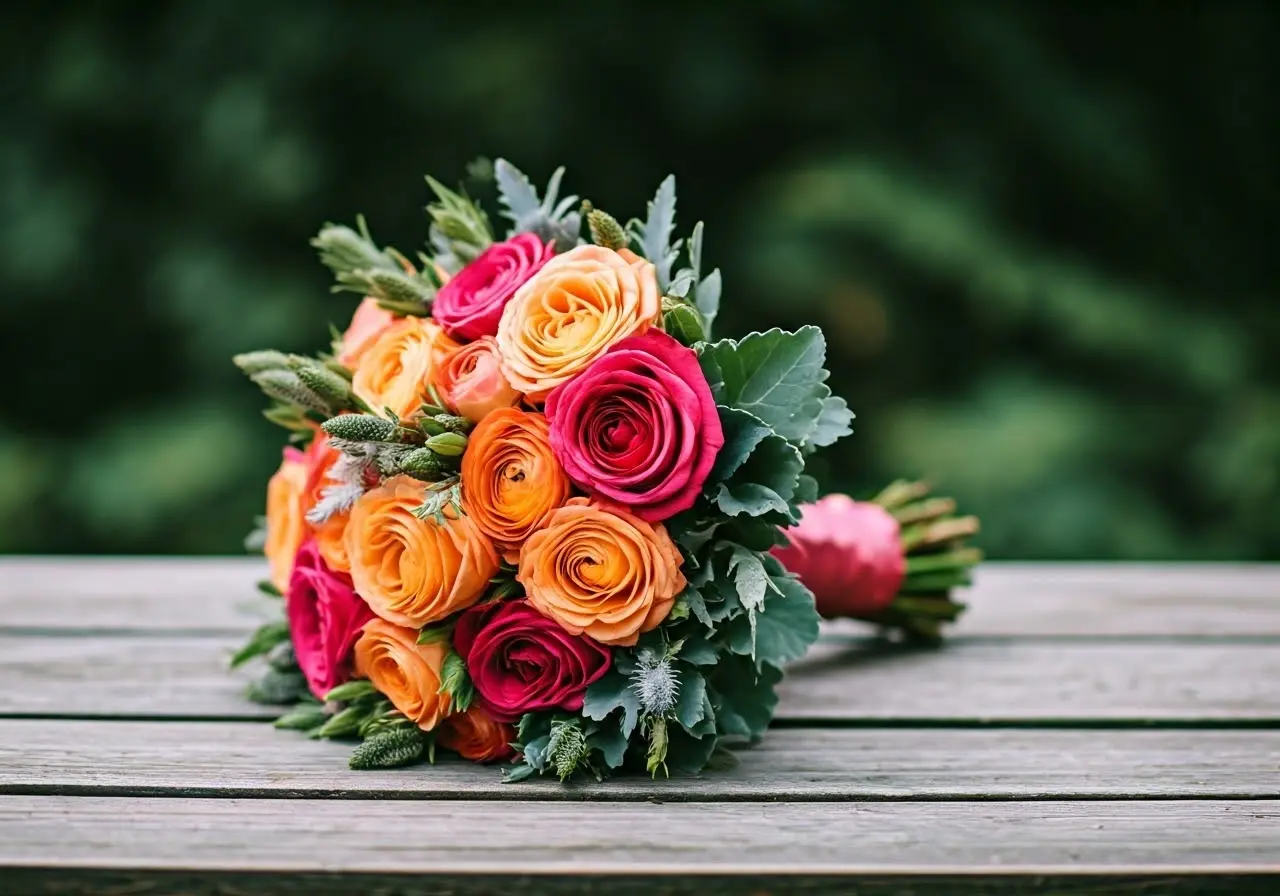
[{"x1": 231, "y1": 159, "x2": 976, "y2": 781}]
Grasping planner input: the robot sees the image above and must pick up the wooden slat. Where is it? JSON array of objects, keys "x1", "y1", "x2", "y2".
[
  {"x1": 4, "y1": 559, "x2": 1280, "y2": 636},
  {"x1": 3, "y1": 720, "x2": 1278, "y2": 800},
  {"x1": 1, "y1": 797, "x2": 1277, "y2": 888},
  {"x1": 2, "y1": 634, "x2": 1278, "y2": 722},
  {"x1": 0, "y1": 557, "x2": 272, "y2": 632}
]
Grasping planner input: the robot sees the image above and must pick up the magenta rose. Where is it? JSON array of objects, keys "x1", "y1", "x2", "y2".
[
  {"x1": 432, "y1": 233, "x2": 555, "y2": 341},
  {"x1": 771, "y1": 494, "x2": 906, "y2": 618},
  {"x1": 285, "y1": 539, "x2": 377, "y2": 699},
  {"x1": 544, "y1": 329, "x2": 724, "y2": 521},
  {"x1": 452, "y1": 599, "x2": 612, "y2": 723}
]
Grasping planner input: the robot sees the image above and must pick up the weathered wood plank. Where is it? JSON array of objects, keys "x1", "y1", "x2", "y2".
[
  {"x1": 4, "y1": 559, "x2": 1279, "y2": 636},
  {"x1": 3, "y1": 720, "x2": 1278, "y2": 800},
  {"x1": 2, "y1": 635, "x2": 1278, "y2": 722},
  {"x1": 1, "y1": 797, "x2": 1277, "y2": 887}
]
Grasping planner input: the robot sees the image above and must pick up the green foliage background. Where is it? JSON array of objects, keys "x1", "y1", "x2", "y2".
[{"x1": 2, "y1": 2, "x2": 1277, "y2": 558}]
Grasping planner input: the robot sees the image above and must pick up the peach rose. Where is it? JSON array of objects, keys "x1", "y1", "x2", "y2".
[
  {"x1": 519, "y1": 497, "x2": 684, "y2": 646},
  {"x1": 434, "y1": 337, "x2": 522, "y2": 423},
  {"x1": 496, "y1": 245, "x2": 661, "y2": 402},
  {"x1": 354, "y1": 618, "x2": 451, "y2": 731},
  {"x1": 265, "y1": 447, "x2": 310, "y2": 592},
  {"x1": 461, "y1": 408, "x2": 572, "y2": 562},
  {"x1": 437, "y1": 704, "x2": 515, "y2": 763},
  {"x1": 346, "y1": 474, "x2": 499, "y2": 628},
  {"x1": 337, "y1": 298, "x2": 396, "y2": 369},
  {"x1": 352, "y1": 317, "x2": 461, "y2": 421}
]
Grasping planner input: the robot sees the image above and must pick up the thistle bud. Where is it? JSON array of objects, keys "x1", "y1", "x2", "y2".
[
  {"x1": 321, "y1": 414, "x2": 400, "y2": 443},
  {"x1": 291, "y1": 359, "x2": 353, "y2": 409},
  {"x1": 251, "y1": 370, "x2": 331, "y2": 415},
  {"x1": 399, "y1": 447, "x2": 446, "y2": 476},
  {"x1": 233, "y1": 350, "x2": 291, "y2": 375},
  {"x1": 587, "y1": 207, "x2": 628, "y2": 250}
]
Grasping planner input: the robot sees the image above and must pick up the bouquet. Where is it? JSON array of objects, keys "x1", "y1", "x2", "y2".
[{"x1": 231, "y1": 159, "x2": 976, "y2": 781}]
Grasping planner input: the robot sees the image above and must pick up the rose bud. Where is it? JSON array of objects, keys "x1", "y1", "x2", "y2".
[{"x1": 771, "y1": 494, "x2": 906, "y2": 619}]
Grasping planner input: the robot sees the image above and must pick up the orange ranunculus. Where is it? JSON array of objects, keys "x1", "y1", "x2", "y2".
[
  {"x1": 461, "y1": 408, "x2": 572, "y2": 562},
  {"x1": 345, "y1": 474, "x2": 499, "y2": 628},
  {"x1": 265, "y1": 446, "x2": 310, "y2": 592},
  {"x1": 352, "y1": 317, "x2": 461, "y2": 421},
  {"x1": 434, "y1": 337, "x2": 522, "y2": 423},
  {"x1": 437, "y1": 704, "x2": 515, "y2": 763},
  {"x1": 518, "y1": 497, "x2": 684, "y2": 646},
  {"x1": 496, "y1": 245, "x2": 660, "y2": 402},
  {"x1": 354, "y1": 618, "x2": 451, "y2": 731},
  {"x1": 338, "y1": 298, "x2": 397, "y2": 369}
]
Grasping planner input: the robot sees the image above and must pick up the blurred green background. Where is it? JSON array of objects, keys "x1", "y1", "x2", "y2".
[{"x1": 2, "y1": 2, "x2": 1277, "y2": 558}]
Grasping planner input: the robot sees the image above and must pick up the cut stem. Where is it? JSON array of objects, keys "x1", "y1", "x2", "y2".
[
  {"x1": 904, "y1": 547, "x2": 984, "y2": 576},
  {"x1": 900, "y1": 515, "x2": 981, "y2": 552},
  {"x1": 892, "y1": 497, "x2": 957, "y2": 527},
  {"x1": 871, "y1": 479, "x2": 931, "y2": 511}
]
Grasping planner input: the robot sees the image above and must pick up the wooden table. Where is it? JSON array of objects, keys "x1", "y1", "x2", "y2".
[{"x1": 1, "y1": 559, "x2": 1278, "y2": 894}]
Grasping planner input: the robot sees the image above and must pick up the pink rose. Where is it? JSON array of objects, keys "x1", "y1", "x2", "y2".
[
  {"x1": 285, "y1": 539, "x2": 377, "y2": 699},
  {"x1": 771, "y1": 495, "x2": 906, "y2": 618},
  {"x1": 432, "y1": 233, "x2": 554, "y2": 341},
  {"x1": 452, "y1": 599, "x2": 612, "y2": 723},
  {"x1": 434, "y1": 337, "x2": 523, "y2": 423},
  {"x1": 544, "y1": 329, "x2": 724, "y2": 521},
  {"x1": 337, "y1": 297, "x2": 396, "y2": 368}
]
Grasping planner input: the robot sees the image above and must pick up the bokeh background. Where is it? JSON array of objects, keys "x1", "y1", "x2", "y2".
[{"x1": 2, "y1": 2, "x2": 1277, "y2": 558}]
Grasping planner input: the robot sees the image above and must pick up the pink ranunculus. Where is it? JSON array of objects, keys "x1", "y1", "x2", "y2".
[
  {"x1": 435, "y1": 337, "x2": 523, "y2": 424},
  {"x1": 432, "y1": 233, "x2": 555, "y2": 341},
  {"x1": 771, "y1": 494, "x2": 906, "y2": 618},
  {"x1": 285, "y1": 539, "x2": 377, "y2": 699},
  {"x1": 452, "y1": 599, "x2": 612, "y2": 723},
  {"x1": 337, "y1": 297, "x2": 397, "y2": 368},
  {"x1": 543, "y1": 329, "x2": 724, "y2": 521}
]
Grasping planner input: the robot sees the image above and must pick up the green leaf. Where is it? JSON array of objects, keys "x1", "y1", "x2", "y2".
[
  {"x1": 714, "y1": 433, "x2": 803, "y2": 520},
  {"x1": 273, "y1": 705, "x2": 327, "y2": 731},
  {"x1": 666, "y1": 723, "x2": 719, "y2": 775},
  {"x1": 696, "y1": 268, "x2": 722, "y2": 334},
  {"x1": 794, "y1": 473, "x2": 820, "y2": 505},
  {"x1": 437, "y1": 650, "x2": 475, "y2": 713},
  {"x1": 416, "y1": 623, "x2": 453, "y2": 646},
  {"x1": 677, "y1": 631, "x2": 719, "y2": 666},
  {"x1": 230, "y1": 619, "x2": 289, "y2": 669},
  {"x1": 582, "y1": 663, "x2": 642, "y2": 738},
  {"x1": 807, "y1": 395, "x2": 855, "y2": 451},
  {"x1": 324, "y1": 679, "x2": 376, "y2": 703},
  {"x1": 502, "y1": 763, "x2": 537, "y2": 784},
  {"x1": 708, "y1": 656, "x2": 782, "y2": 740},
  {"x1": 727, "y1": 545, "x2": 773, "y2": 616},
  {"x1": 672, "y1": 668, "x2": 708, "y2": 731},
  {"x1": 710, "y1": 407, "x2": 771, "y2": 482},
  {"x1": 247, "y1": 668, "x2": 309, "y2": 705},
  {"x1": 587, "y1": 718, "x2": 629, "y2": 769},
  {"x1": 494, "y1": 159, "x2": 581, "y2": 248},
  {"x1": 728, "y1": 573, "x2": 820, "y2": 671},
  {"x1": 255, "y1": 578, "x2": 281, "y2": 598},
  {"x1": 680, "y1": 584, "x2": 713, "y2": 629},
  {"x1": 315, "y1": 704, "x2": 366, "y2": 739},
  {"x1": 631, "y1": 175, "x2": 679, "y2": 290},
  {"x1": 698, "y1": 327, "x2": 831, "y2": 444}
]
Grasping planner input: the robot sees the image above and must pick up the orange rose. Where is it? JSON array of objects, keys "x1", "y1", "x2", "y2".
[
  {"x1": 434, "y1": 337, "x2": 522, "y2": 423},
  {"x1": 354, "y1": 618, "x2": 450, "y2": 731},
  {"x1": 496, "y1": 245, "x2": 660, "y2": 402},
  {"x1": 265, "y1": 447, "x2": 310, "y2": 592},
  {"x1": 346, "y1": 474, "x2": 499, "y2": 628},
  {"x1": 337, "y1": 298, "x2": 397, "y2": 369},
  {"x1": 461, "y1": 408, "x2": 572, "y2": 562},
  {"x1": 519, "y1": 497, "x2": 684, "y2": 646},
  {"x1": 352, "y1": 317, "x2": 461, "y2": 421},
  {"x1": 437, "y1": 704, "x2": 515, "y2": 763}
]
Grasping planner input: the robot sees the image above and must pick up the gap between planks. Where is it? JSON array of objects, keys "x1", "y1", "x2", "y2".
[{"x1": 1, "y1": 720, "x2": 1278, "y2": 802}]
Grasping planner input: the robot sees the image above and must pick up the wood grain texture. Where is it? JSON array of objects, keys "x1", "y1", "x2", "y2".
[
  {"x1": 3, "y1": 634, "x2": 1277, "y2": 722},
  {"x1": 3, "y1": 720, "x2": 1279, "y2": 800},
  {"x1": 2, "y1": 796, "x2": 1277, "y2": 876},
  {"x1": 5, "y1": 559, "x2": 1280, "y2": 636},
  {"x1": 8, "y1": 869, "x2": 1279, "y2": 896}
]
